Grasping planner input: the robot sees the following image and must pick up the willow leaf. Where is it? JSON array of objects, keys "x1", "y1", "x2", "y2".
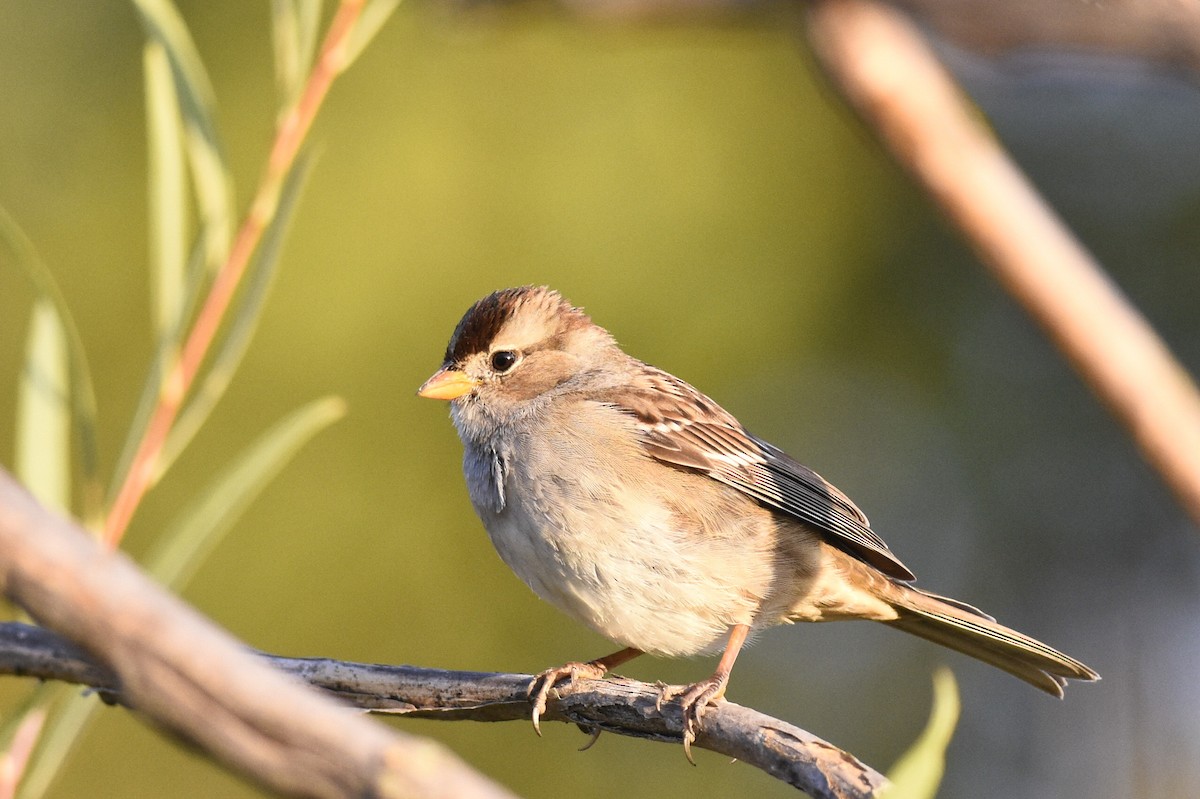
[
  {"x1": 12, "y1": 685, "x2": 83, "y2": 799},
  {"x1": 147, "y1": 396, "x2": 346, "y2": 587},
  {"x1": 130, "y1": 0, "x2": 233, "y2": 273},
  {"x1": 0, "y1": 208, "x2": 101, "y2": 527},
  {"x1": 882, "y1": 668, "x2": 960, "y2": 799},
  {"x1": 342, "y1": 0, "x2": 401, "y2": 70},
  {"x1": 271, "y1": 0, "x2": 323, "y2": 111},
  {"x1": 144, "y1": 39, "x2": 189, "y2": 339},
  {"x1": 15, "y1": 302, "x2": 70, "y2": 514},
  {"x1": 294, "y1": 0, "x2": 324, "y2": 81}
]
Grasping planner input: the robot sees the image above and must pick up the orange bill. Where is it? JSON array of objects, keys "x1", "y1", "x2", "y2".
[{"x1": 417, "y1": 368, "x2": 477, "y2": 400}]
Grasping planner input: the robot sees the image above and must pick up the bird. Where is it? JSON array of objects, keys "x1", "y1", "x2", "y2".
[{"x1": 417, "y1": 285, "x2": 1098, "y2": 758}]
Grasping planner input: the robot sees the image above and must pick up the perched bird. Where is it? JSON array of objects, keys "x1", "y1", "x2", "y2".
[{"x1": 418, "y1": 285, "x2": 1098, "y2": 757}]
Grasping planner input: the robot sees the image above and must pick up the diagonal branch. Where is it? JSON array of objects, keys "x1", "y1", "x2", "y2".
[
  {"x1": 806, "y1": 0, "x2": 1200, "y2": 526},
  {"x1": 0, "y1": 470, "x2": 513, "y2": 799},
  {"x1": 0, "y1": 621, "x2": 886, "y2": 799}
]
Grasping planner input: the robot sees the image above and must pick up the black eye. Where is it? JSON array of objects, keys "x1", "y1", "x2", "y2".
[{"x1": 490, "y1": 350, "x2": 518, "y2": 373}]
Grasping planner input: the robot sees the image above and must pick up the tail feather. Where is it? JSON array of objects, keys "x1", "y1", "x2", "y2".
[{"x1": 885, "y1": 587, "x2": 1099, "y2": 697}]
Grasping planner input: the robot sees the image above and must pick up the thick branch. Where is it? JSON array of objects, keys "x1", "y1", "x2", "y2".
[
  {"x1": 0, "y1": 622, "x2": 886, "y2": 799},
  {"x1": 807, "y1": 0, "x2": 1200, "y2": 526},
  {"x1": 0, "y1": 470, "x2": 513, "y2": 799}
]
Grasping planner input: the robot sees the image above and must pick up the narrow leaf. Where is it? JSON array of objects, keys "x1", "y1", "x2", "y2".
[
  {"x1": 341, "y1": 0, "x2": 401, "y2": 70},
  {"x1": 0, "y1": 207, "x2": 101, "y2": 527},
  {"x1": 0, "y1": 682, "x2": 61, "y2": 799},
  {"x1": 295, "y1": 0, "x2": 324, "y2": 83},
  {"x1": 271, "y1": 0, "x2": 323, "y2": 112},
  {"x1": 14, "y1": 685, "x2": 93, "y2": 799},
  {"x1": 130, "y1": 0, "x2": 234, "y2": 274},
  {"x1": 15, "y1": 302, "x2": 70, "y2": 514},
  {"x1": 882, "y1": 668, "x2": 961, "y2": 799},
  {"x1": 0, "y1": 706, "x2": 46, "y2": 799},
  {"x1": 271, "y1": 0, "x2": 304, "y2": 108},
  {"x1": 144, "y1": 40, "x2": 189, "y2": 338},
  {"x1": 146, "y1": 396, "x2": 346, "y2": 587},
  {"x1": 185, "y1": 133, "x2": 234, "y2": 274},
  {"x1": 129, "y1": 0, "x2": 218, "y2": 118},
  {"x1": 159, "y1": 149, "x2": 318, "y2": 476}
]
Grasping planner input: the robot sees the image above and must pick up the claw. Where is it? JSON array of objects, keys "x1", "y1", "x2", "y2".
[
  {"x1": 654, "y1": 681, "x2": 680, "y2": 713},
  {"x1": 657, "y1": 675, "x2": 725, "y2": 765},
  {"x1": 527, "y1": 675, "x2": 543, "y2": 736},
  {"x1": 525, "y1": 661, "x2": 608, "y2": 736},
  {"x1": 578, "y1": 727, "x2": 603, "y2": 751},
  {"x1": 531, "y1": 698, "x2": 545, "y2": 737},
  {"x1": 663, "y1": 623, "x2": 749, "y2": 762},
  {"x1": 523, "y1": 648, "x2": 643, "y2": 738}
]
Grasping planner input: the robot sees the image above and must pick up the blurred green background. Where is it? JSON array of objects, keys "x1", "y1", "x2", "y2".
[{"x1": 2, "y1": 1, "x2": 1200, "y2": 797}]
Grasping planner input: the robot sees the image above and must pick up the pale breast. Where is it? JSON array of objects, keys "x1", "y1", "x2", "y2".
[{"x1": 467, "y1": 402, "x2": 801, "y2": 657}]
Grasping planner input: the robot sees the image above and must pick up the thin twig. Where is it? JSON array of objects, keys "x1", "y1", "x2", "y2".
[
  {"x1": 0, "y1": 621, "x2": 887, "y2": 799},
  {"x1": 807, "y1": 0, "x2": 1200, "y2": 526},
  {"x1": 0, "y1": 470, "x2": 514, "y2": 799}
]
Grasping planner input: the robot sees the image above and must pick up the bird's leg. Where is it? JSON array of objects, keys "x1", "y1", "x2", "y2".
[
  {"x1": 527, "y1": 646, "x2": 643, "y2": 735},
  {"x1": 657, "y1": 623, "x2": 750, "y2": 764}
]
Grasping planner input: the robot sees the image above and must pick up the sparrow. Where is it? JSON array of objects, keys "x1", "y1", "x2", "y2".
[{"x1": 418, "y1": 285, "x2": 1098, "y2": 758}]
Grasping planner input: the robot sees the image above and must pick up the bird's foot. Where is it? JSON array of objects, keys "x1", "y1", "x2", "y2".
[
  {"x1": 656, "y1": 676, "x2": 727, "y2": 765},
  {"x1": 527, "y1": 661, "x2": 609, "y2": 736}
]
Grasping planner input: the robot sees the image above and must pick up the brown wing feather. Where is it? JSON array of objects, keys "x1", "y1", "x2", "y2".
[{"x1": 592, "y1": 368, "x2": 916, "y2": 581}]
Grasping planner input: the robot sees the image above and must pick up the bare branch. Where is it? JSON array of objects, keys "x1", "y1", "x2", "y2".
[
  {"x1": 0, "y1": 621, "x2": 886, "y2": 799},
  {"x1": 807, "y1": 0, "x2": 1200, "y2": 526},
  {"x1": 0, "y1": 470, "x2": 514, "y2": 799}
]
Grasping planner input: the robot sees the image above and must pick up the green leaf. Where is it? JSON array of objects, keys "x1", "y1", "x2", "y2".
[
  {"x1": 185, "y1": 133, "x2": 234, "y2": 276},
  {"x1": 0, "y1": 207, "x2": 102, "y2": 527},
  {"x1": 158, "y1": 148, "x2": 318, "y2": 477},
  {"x1": 271, "y1": 0, "x2": 323, "y2": 112},
  {"x1": 12, "y1": 684, "x2": 89, "y2": 799},
  {"x1": 15, "y1": 301, "x2": 70, "y2": 514},
  {"x1": 146, "y1": 396, "x2": 346, "y2": 587},
  {"x1": 144, "y1": 39, "x2": 189, "y2": 339},
  {"x1": 882, "y1": 668, "x2": 961, "y2": 799},
  {"x1": 294, "y1": 0, "x2": 324, "y2": 78},
  {"x1": 342, "y1": 0, "x2": 401, "y2": 70},
  {"x1": 130, "y1": 0, "x2": 233, "y2": 275}
]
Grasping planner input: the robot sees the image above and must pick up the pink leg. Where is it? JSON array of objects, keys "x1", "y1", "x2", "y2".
[{"x1": 659, "y1": 623, "x2": 750, "y2": 763}]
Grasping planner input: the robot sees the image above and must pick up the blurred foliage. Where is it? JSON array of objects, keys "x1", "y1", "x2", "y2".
[
  {"x1": 883, "y1": 668, "x2": 959, "y2": 799},
  {"x1": 1, "y1": 1, "x2": 1199, "y2": 798}
]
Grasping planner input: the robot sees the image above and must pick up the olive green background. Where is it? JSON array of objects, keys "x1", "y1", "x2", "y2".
[{"x1": 2, "y1": 2, "x2": 1200, "y2": 797}]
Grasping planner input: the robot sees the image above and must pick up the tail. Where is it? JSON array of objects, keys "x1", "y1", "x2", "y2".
[{"x1": 884, "y1": 586, "x2": 1099, "y2": 697}]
